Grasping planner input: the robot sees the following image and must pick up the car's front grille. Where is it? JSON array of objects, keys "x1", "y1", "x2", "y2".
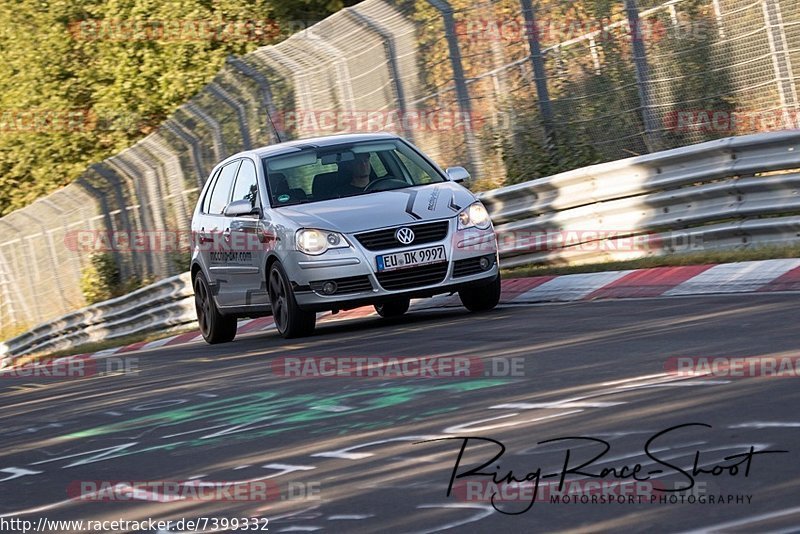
[
  {"x1": 355, "y1": 221, "x2": 449, "y2": 251},
  {"x1": 453, "y1": 255, "x2": 496, "y2": 278},
  {"x1": 309, "y1": 275, "x2": 373, "y2": 295},
  {"x1": 376, "y1": 262, "x2": 449, "y2": 291}
]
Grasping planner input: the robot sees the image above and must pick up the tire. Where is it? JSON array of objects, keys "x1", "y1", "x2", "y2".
[
  {"x1": 194, "y1": 271, "x2": 237, "y2": 344},
  {"x1": 375, "y1": 297, "x2": 410, "y2": 318},
  {"x1": 268, "y1": 261, "x2": 316, "y2": 339},
  {"x1": 459, "y1": 274, "x2": 501, "y2": 312}
]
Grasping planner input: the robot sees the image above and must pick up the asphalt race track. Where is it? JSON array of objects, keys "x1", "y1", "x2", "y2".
[{"x1": 2, "y1": 294, "x2": 799, "y2": 533}]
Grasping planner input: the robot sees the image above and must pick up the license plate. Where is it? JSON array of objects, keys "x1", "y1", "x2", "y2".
[{"x1": 376, "y1": 245, "x2": 447, "y2": 272}]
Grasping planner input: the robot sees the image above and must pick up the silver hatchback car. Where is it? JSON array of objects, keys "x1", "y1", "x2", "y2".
[{"x1": 190, "y1": 133, "x2": 500, "y2": 342}]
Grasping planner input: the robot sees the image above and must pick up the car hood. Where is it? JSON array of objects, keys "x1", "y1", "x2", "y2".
[{"x1": 275, "y1": 182, "x2": 476, "y2": 234}]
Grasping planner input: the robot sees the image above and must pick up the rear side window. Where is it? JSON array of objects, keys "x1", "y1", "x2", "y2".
[
  {"x1": 207, "y1": 161, "x2": 240, "y2": 215},
  {"x1": 231, "y1": 159, "x2": 259, "y2": 209},
  {"x1": 201, "y1": 167, "x2": 221, "y2": 213}
]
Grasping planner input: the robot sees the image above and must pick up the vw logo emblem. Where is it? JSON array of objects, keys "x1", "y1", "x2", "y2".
[{"x1": 395, "y1": 227, "x2": 415, "y2": 245}]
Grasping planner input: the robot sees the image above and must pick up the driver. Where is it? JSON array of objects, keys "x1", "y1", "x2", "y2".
[{"x1": 338, "y1": 152, "x2": 372, "y2": 196}]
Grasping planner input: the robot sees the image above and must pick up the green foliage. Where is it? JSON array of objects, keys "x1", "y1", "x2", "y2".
[
  {"x1": 500, "y1": 117, "x2": 603, "y2": 186},
  {"x1": 0, "y1": 0, "x2": 359, "y2": 217},
  {"x1": 168, "y1": 251, "x2": 191, "y2": 273},
  {"x1": 80, "y1": 252, "x2": 158, "y2": 304},
  {"x1": 80, "y1": 253, "x2": 121, "y2": 304}
]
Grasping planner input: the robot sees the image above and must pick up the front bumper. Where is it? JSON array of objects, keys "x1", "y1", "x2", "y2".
[{"x1": 283, "y1": 221, "x2": 499, "y2": 311}]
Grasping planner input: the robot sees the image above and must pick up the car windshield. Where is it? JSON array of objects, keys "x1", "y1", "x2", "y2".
[{"x1": 262, "y1": 139, "x2": 446, "y2": 207}]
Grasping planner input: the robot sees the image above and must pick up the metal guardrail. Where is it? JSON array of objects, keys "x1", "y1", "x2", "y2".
[
  {"x1": 480, "y1": 130, "x2": 800, "y2": 268},
  {"x1": 3, "y1": 130, "x2": 800, "y2": 364},
  {"x1": 0, "y1": 272, "x2": 194, "y2": 365}
]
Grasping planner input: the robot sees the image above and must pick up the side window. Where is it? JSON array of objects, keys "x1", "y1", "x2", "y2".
[
  {"x1": 202, "y1": 167, "x2": 221, "y2": 213},
  {"x1": 231, "y1": 159, "x2": 259, "y2": 209},
  {"x1": 208, "y1": 161, "x2": 240, "y2": 215},
  {"x1": 370, "y1": 153, "x2": 388, "y2": 178}
]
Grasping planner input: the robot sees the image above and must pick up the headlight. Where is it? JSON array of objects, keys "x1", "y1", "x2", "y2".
[
  {"x1": 296, "y1": 229, "x2": 350, "y2": 255},
  {"x1": 457, "y1": 202, "x2": 492, "y2": 230}
]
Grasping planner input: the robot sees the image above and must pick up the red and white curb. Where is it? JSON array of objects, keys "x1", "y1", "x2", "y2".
[{"x1": 19, "y1": 258, "x2": 800, "y2": 364}]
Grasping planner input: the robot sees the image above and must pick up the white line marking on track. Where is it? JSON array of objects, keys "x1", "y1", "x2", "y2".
[
  {"x1": 490, "y1": 402, "x2": 624, "y2": 409},
  {"x1": 601, "y1": 373, "x2": 671, "y2": 386},
  {"x1": 618, "y1": 380, "x2": 730, "y2": 388},
  {"x1": 444, "y1": 410, "x2": 583, "y2": 433},
  {"x1": 312, "y1": 436, "x2": 442, "y2": 460},
  {"x1": 310, "y1": 405, "x2": 353, "y2": 412},
  {"x1": 414, "y1": 503, "x2": 495, "y2": 534},
  {"x1": 728, "y1": 421, "x2": 800, "y2": 429},
  {"x1": 261, "y1": 464, "x2": 317, "y2": 475}
]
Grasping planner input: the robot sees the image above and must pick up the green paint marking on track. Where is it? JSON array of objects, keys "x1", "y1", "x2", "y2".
[{"x1": 59, "y1": 380, "x2": 509, "y2": 462}]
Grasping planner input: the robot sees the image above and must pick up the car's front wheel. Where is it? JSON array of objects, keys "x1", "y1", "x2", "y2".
[
  {"x1": 268, "y1": 262, "x2": 316, "y2": 338},
  {"x1": 459, "y1": 274, "x2": 501, "y2": 312},
  {"x1": 194, "y1": 271, "x2": 237, "y2": 344},
  {"x1": 375, "y1": 297, "x2": 410, "y2": 318}
]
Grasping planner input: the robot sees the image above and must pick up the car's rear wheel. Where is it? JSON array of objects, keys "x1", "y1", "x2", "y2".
[
  {"x1": 268, "y1": 262, "x2": 316, "y2": 338},
  {"x1": 375, "y1": 297, "x2": 410, "y2": 318},
  {"x1": 194, "y1": 271, "x2": 237, "y2": 344},
  {"x1": 459, "y1": 274, "x2": 501, "y2": 312}
]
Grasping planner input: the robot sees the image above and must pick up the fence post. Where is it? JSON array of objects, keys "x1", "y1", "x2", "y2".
[
  {"x1": 426, "y1": 0, "x2": 483, "y2": 178},
  {"x1": 226, "y1": 55, "x2": 287, "y2": 144},
  {"x1": 762, "y1": 0, "x2": 799, "y2": 113},
  {"x1": 346, "y1": 8, "x2": 416, "y2": 143},
  {"x1": 625, "y1": 0, "x2": 661, "y2": 152},
  {"x1": 520, "y1": 0, "x2": 554, "y2": 143}
]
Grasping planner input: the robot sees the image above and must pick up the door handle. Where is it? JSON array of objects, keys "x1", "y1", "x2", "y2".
[{"x1": 198, "y1": 227, "x2": 215, "y2": 243}]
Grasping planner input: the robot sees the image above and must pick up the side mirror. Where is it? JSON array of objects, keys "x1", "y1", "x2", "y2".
[
  {"x1": 224, "y1": 199, "x2": 260, "y2": 217},
  {"x1": 445, "y1": 166, "x2": 470, "y2": 183}
]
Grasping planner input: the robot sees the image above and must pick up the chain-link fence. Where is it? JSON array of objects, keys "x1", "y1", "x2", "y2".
[{"x1": 1, "y1": 0, "x2": 799, "y2": 333}]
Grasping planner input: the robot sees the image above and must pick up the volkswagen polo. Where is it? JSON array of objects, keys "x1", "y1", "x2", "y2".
[{"x1": 191, "y1": 133, "x2": 500, "y2": 342}]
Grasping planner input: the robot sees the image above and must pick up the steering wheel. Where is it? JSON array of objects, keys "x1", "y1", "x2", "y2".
[{"x1": 364, "y1": 176, "x2": 402, "y2": 191}]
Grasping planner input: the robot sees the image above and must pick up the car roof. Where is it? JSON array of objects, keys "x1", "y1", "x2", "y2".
[
  {"x1": 210, "y1": 133, "x2": 405, "y2": 169},
  {"x1": 249, "y1": 132, "x2": 401, "y2": 158}
]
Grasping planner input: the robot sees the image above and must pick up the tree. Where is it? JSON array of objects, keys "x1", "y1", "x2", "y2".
[{"x1": 0, "y1": 0, "x2": 360, "y2": 216}]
